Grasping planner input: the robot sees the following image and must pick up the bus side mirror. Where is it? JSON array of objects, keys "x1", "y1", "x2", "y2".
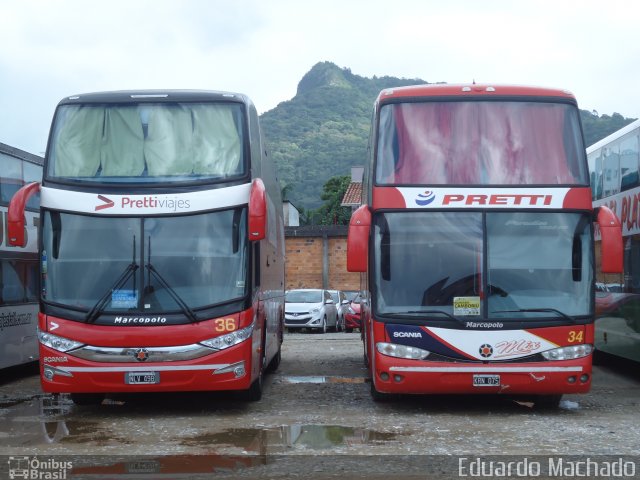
[
  {"x1": 597, "y1": 205, "x2": 623, "y2": 273},
  {"x1": 8, "y1": 182, "x2": 40, "y2": 247},
  {"x1": 347, "y1": 205, "x2": 371, "y2": 272},
  {"x1": 248, "y1": 178, "x2": 266, "y2": 241}
]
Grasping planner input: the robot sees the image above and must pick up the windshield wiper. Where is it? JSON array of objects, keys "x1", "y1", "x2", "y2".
[
  {"x1": 145, "y1": 237, "x2": 198, "y2": 323},
  {"x1": 86, "y1": 236, "x2": 138, "y2": 324},
  {"x1": 491, "y1": 308, "x2": 577, "y2": 324},
  {"x1": 383, "y1": 309, "x2": 466, "y2": 326}
]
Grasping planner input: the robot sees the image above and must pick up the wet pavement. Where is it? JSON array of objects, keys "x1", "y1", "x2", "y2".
[{"x1": 1, "y1": 333, "x2": 640, "y2": 477}]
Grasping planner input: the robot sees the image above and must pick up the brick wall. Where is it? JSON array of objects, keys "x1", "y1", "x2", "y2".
[{"x1": 285, "y1": 226, "x2": 360, "y2": 291}]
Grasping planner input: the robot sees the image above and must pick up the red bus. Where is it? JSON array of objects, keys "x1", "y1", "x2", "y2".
[
  {"x1": 8, "y1": 90, "x2": 285, "y2": 404},
  {"x1": 347, "y1": 84, "x2": 623, "y2": 406}
]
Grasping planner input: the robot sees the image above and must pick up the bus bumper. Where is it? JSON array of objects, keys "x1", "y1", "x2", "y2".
[
  {"x1": 38, "y1": 339, "x2": 257, "y2": 394},
  {"x1": 372, "y1": 353, "x2": 592, "y2": 395}
]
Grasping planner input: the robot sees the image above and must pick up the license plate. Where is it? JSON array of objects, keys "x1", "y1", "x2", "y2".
[
  {"x1": 125, "y1": 372, "x2": 160, "y2": 384},
  {"x1": 473, "y1": 374, "x2": 500, "y2": 387}
]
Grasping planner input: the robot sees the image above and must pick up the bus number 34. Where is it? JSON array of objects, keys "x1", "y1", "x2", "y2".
[
  {"x1": 214, "y1": 318, "x2": 237, "y2": 332},
  {"x1": 568, "y1": 331, "x2": 584, "y2": 343}
]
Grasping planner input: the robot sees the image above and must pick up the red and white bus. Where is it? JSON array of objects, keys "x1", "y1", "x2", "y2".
[
  {"x1": 8, "y1": 90, "x2": 285, "y2": 404},
  {"x1": 348, "y1": 84, "x2": 623, "y2": 406}
]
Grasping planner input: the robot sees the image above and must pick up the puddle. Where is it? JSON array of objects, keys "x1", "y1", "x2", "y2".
[
  {"x1": 70, "y1": 455, "x2": 267, "y2": 477},
  {"x1": 0, "y1": 395, "x2": 79, "y2": 446},
  {"x1": 183, "y1": 425, "x2": 397, "y2": 454},
  {"x1": 280, "y1": 375, "x2": 369, "y2": 384}
]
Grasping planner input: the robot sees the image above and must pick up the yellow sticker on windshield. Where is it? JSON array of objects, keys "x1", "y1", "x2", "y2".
[{"x1": 453, "y1": 297, "x2": 480, "y2": 316}]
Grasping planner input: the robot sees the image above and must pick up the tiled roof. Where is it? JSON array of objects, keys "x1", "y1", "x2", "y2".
[{"x1": 341, "y1": 182, "x2": 362, "y2": 206}]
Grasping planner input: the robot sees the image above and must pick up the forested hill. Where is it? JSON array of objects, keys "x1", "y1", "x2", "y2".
[
  {"x1": 260, "y1": 61, "x2": 636, "y2": 211},
  {"x1": 260, "y1": 61, "x2": 423, "y2": 210}
]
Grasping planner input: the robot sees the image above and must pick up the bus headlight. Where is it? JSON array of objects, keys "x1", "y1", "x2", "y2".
[
  {"x1": 376, "y1": 342, "x2": 430, "y2": 360},
  {"x1": 38, "y1": 329, "x2": 84, "y2": 352},
  {"x1": 541, "y1": 344, "x2": 593, "y2": 360},
  {"x1": 200, "y1": 324, "x2": 253, "y2": 351}
]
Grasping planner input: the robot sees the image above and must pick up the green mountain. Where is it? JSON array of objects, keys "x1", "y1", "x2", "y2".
[
  {"x1": 260, "y1": 62, "x2": 636, "y2": 211},
  {"x1": 260, "y1": 62, "x2": 425, "y2": 209}
]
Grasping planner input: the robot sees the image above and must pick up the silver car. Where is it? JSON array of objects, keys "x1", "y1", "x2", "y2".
[
  {"x1": 328, "y1": 290, "x2": 349, "y2": 332},
  {"x1": 285, "y1": 289, "x2": 338, "y2": 333}
]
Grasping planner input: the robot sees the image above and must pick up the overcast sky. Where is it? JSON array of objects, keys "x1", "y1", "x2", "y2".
[{"x1": 2, "y1": 0, "x2": 639, "y2": 156}]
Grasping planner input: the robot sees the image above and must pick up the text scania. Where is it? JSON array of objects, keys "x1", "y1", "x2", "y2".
[
  {"x1": 393, "y1": 332, "x2": 423, "y2": 338},
  {"x1": 114, "y1": 317, "x2": 167, "y2": 324},
  {"x1": 443, "y1": 194, "x2": 553, "y2": 206},
  {"x1": 121, "y1": 196, "x2": 191, "y2": 211}
]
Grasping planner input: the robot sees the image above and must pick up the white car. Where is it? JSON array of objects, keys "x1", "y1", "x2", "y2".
[{"x1": 285, "y1": 289, "x2": 338, "y2": 333}]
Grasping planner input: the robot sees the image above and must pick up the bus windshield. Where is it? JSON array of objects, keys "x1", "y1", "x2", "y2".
[
  {"x1": 47, "y1": 102, "x2": 245, "y2": 183},
  {"x1": 41, "y1": 208, "x2": 248, "y2": 316},
  {"x1": 373, "y1": 211, "x2": 593, "y2": 321},
  {"x1": 376, "y1": 101, "x2": 587, "y2": 185}
]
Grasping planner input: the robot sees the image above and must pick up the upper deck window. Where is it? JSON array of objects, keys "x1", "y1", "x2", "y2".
[
  {"x1": 47, "y1": 102, "x2": 245, "y2": 184},
  {"x1": 376, "y1": 101, "x2": 587, "y2": 186}
]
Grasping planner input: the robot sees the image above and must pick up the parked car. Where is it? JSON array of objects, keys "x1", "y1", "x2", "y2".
[
  {"x1": 328, "y1": 290, "x2": 349, "y2": 331},
  {"x1": 344, "y1": 292, "x2": 363, "y2": 333},
  {"x1": 343, "y1": 290, "x2": 359, "y2": 302},
  {"x1": 285, "y1": 289, "x2": 339, "y2": 333}
]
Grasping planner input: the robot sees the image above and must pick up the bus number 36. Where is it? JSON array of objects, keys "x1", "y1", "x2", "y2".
[{"x1": 214, "y1": 318, "x2": 237, "y2": 332}]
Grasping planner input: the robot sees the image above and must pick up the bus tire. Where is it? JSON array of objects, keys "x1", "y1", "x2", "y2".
[
  {"x1": 370, "y1": 379, "x2": 393, "y2": 402},
  {"x1": 70, "y1": 393, "x2": 105, "y2": 406},
  {"x1": 534, "y1": 394, "x2": 562, "y2": 409},
  {"x1": 244, "y1": 352, "x2": 265, "y2": 402},
  {"x1": 244, "y1": 374, "x2": 263, "y2": 402},
  {"x1": 345, "y1": 327, "x2": 353, "y2": 333},
  {"x1": 592, "y1": 348, "x2": 606, "y2": 366},
  {"x1": 266, "y1": 349, "x2": 281, "y2": 373}
]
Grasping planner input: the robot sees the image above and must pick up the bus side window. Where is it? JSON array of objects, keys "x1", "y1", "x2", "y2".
[
  {"x1": 25, "y1": 262, "x2": 38, "y2": 302},
  {"x1": 1, "y1": 260, "x2": 25, "y2": 304}
]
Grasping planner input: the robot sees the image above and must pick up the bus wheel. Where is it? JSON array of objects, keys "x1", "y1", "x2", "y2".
[
  {"x1": 244, "y1": 357, "x2": 265, "y2": 401},
  {"x1": 266, "y1": 349, "x2": 281, "y2": 373},
  {"x1": 70, "y1": 393, "x2": 105, "y2": 406},
  {"x1": 534, "y1": 394, "x2": 562, "y2": 409},
  {"x1": 370, "y1": 379, "x2": 393, "y2": 402},
  {"x1": 245, "y1": 373, "x2": 263, "y2": 401},
  {"x1": 345, "y1": 327, "x2": 353, "y2": 333}
]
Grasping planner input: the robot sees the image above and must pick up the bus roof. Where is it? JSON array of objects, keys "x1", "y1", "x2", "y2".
[
  {"x1": 586, "y1": 117, "x2": 640, "y2": 154},
  {"x1": 56, "y1": 89, "x2": 252, "y2": 106},
  {"x1": 376, "y1": 84, "x2": 577, "y2": 103},
  {"x1": 0, "y1": 141, "x2": 43, "y2": 165}
]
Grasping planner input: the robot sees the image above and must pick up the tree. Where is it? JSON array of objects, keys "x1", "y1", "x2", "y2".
[{"x1": 310, "y1": 175, "x2": 352, "y2": 225}]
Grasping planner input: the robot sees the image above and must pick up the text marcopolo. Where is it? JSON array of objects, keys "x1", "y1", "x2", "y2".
[{"x1": 113, "y1": 317, "x2": 167, "y2": 324}]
